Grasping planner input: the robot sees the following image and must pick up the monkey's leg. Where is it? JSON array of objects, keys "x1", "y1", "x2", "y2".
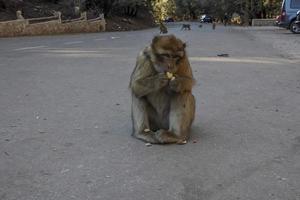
[
  {"x1": 153, "y1": 129, "x2": 182, "y2": 144},
  {"x1": 168, "y1": 92, "x2": 195, "y2": 141},
  {"x1": 132, "y1": 94, "x2": 180, "y2": 144},
  {"x1": 131, "y1": 95, "x2": 160, "y2": 143},
  {"x1": 150, "y1": 93, "x2": 195, "y2": 144}
]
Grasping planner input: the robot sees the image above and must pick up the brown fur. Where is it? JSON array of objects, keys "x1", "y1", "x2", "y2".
[{"x1": 129, "y1": 35, "x2": 195, "y2": 144}]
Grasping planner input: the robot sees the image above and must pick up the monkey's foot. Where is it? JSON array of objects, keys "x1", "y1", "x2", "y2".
[{"x1": 154, "y1": 130, "x2": 182, "y2": 144}]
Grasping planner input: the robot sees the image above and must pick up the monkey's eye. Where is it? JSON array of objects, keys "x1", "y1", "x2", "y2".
[{"x1": 155, "y1": 53, "x2": 171, "y2": 61}]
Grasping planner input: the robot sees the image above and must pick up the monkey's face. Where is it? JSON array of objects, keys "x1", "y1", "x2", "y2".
[{"x1": 151, "y1": 35, "x2": 186, "y2": 73}]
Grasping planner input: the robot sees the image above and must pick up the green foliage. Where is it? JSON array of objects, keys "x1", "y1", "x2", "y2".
[
  {"x1": 174, "y1": 0, "x2": 202, "y2": 19},
  {"x1": 1, "y1": 0, "x2": 282, "y2": 23},
  {"x1": 83, "y1": 0, "x2": 116, "y2": 16},
  {"x1": 83, "y1": 0, "x2": 151, "y2": 17},
  {"x1": 145, "y1": 0, "x2": 282, "y2": 24},
  {"x1": 172, "y1": 0, "x2": 282, "y2": 23},
  {"x1": 114, "y1": 0, "x2": 150, "y2": 17},
  {"x1": 150, "y1": 0, "x2": 176, "y2": 21}
]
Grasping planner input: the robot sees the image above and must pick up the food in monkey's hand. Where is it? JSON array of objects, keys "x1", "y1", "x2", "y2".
[{"x1": 166, "y1": 72, "x2": 174, "y2": 80}]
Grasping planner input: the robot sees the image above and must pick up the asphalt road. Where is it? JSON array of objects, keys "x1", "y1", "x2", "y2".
[{"x1": 0, "y1": 23, "x2": 300, "y2": 200}]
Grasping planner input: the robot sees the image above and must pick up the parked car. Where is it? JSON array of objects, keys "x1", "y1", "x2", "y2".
[
  {"x1": 277, "y1": 0, "x2": 300, "y2": 33},
  {"x1": 200, "y1": 15, "x2": 213, "y2": 23},
  {"x1": 294, "y1": 10, "x2": 300, "y2": 32},
  {"x1": 164, "y1": 17, "x2": 174, "y2": 23}
]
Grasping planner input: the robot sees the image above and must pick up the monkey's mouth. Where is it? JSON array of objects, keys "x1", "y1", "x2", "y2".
[
  {"x1": 154, "y1": 64, "x2": 169, "y2": 73},
  {"x1": 165, "y1": 67, "x2": 177, "y2": 73}
]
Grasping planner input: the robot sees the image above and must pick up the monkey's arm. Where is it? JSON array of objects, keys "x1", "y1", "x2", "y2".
[
  {"x1": 130, "y1": 56, "x2": 168, "y2": 98},
  {"x1": 169, "y1": 76, "x2": 195, "y2": 93},
  {"x1": 169, "y1": 57, "x2": 195, "y2": 93},
  {"x1": 132, "y1": 74, "x2": 168, "y2": 97}
]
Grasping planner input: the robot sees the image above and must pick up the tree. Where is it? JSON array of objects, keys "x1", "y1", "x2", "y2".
[
  {"x1": 150, "y1": 0, "x2": 176, "y2": 21},
  {"x1": 82, "y1": 0, "x2": 152, "y2": 18},
  {"x1": 200, "y1": 0, "x2": 282, "y2": 24},
  {"x1": 175, "y1": 0, "x2": 202, "y2": 20},
  {"x1": 0, "y1": 0, "x2": 24, "y2": 11},
  {"x1": 114, "y1": 0, "x2": 150, "y2": 17},
  {"x1": 83, "y1": 0, "x2": 117, "y2": 17}
]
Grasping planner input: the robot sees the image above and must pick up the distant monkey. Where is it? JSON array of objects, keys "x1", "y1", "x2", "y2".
[
  {"x1": 159, "y1": 22, "x2": 168, "y2": 34},
  {"x1": 129, "y1": 35, "x2": 195, "y2": 144},
  {"x1": 181, "y1": 24, "x2": 191, "y2": 30},
  {"x1": 212, "y1": 21, "x2": 216, "y2": 30}
]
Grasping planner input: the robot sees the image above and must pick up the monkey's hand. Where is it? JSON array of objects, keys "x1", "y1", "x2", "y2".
[
  {"x1": 169, "y1": 78, "x2": 182, "y2": 93},
  {"x1": 156, "y1": 73, "x2": 170, "y2": 89},
  {"x1": 132, "y1": 73, "x2": 169, "y2": 97},
  {"x1": 169, "y1": 76, "x2": 195, "y2": 93}
]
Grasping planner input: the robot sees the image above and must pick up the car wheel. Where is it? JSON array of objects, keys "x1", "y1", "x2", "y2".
[{"x1": 290, "y1": 20, "x2": 300, "y2": 34}]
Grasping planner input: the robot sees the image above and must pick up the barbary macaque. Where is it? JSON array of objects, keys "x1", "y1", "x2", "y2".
[
  {"x1": 181, "y1": 24, "x2": 191, "y2": 30},
  {"x1": 159, "y1": 22, "x2": 168, "y2": 34},
  {"x1": 129, "y1": 35, "x2": 195, "y2": 144}
]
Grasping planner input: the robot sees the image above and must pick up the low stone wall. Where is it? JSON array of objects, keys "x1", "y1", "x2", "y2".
[
  {"x1": 0, "y1": 18, "x2": 106, "y2": 37},
  {"x1": 252, "y1": 19, "x2": 276, "y2": 26},
  {"x1": 0, "y1": 19, "x2": 28, "y2": 37}
]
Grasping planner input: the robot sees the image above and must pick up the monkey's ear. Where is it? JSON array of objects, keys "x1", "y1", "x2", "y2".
[{"x1": 183, "y1": 43, "x2": 187, "y2": 49}]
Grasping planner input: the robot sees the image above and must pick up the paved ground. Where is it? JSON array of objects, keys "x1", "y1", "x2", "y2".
[
  {"x1": 0, "y1": 23, "x2": 300, "y2": 200},
  {"x1": 232, "y1": 26, "x2": 300, "y2": 59}
]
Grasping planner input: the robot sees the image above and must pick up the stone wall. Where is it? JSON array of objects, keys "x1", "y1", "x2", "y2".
[
  {"x1": 0, "y1": 15, "x2": 106, "y2": 37},
  {"x1": 252, "y1": 19, "x2": 276, "y2": 26},
  {"x1": 0, "y1": 19, "x2": 28, "y2": 37}
]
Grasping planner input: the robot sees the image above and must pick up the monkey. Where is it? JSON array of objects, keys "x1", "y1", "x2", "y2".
[
  {"x1": 129, "y1": 35, "x2": 195, "y2": 144},
  {"x1": 159, "y1": 21, "x2": 168, "y2": 34},
  {"x1": 212, "y1": 21, "x2": 216, "y2": 30},
  {"x1": 181, "y1": 24, "x2": 191, "y2": 31}
]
